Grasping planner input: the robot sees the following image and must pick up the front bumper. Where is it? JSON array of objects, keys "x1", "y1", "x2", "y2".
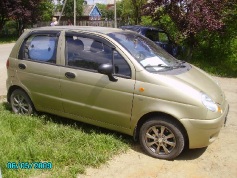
[{"x1": 181, "y1": 101, "x2": 229, "y2": 149}]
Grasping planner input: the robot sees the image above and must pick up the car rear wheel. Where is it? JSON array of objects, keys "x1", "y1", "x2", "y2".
[
  {"x1": 139, "y1": 117, "x2": 185, "y2": 160},
  {"x1": 10, "y1": 89, "x2": 34, "y2": 115}
]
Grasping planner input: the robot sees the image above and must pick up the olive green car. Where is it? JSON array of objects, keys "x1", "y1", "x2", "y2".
[{"x1": 6, "y1": 26, "x2": 229, "y2": 159}]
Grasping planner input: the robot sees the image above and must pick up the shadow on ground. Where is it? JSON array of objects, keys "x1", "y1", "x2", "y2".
[{"x1": 130, "y1": 140, "x2": 207, "y2": 161}]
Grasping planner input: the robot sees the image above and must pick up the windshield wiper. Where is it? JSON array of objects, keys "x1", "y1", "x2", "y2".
[
  {"x1": 144, "y1": 64, "x2": 184, "y2": 69},
  {"x1": 144, "y1": 64, "x2": 170, "y2": 68}
]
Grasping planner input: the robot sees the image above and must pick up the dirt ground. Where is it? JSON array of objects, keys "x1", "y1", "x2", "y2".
[{"x1": 78, "y1": 77, "x2": 237, "y2": 178}]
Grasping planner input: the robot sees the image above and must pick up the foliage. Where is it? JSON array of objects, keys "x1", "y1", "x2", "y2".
[
  {"x1": 59, "y1": 0, "x2": 84, "y2": 18},
  {"x1": 0, "y1": 0, "x2": 55, "y2": 36},
  {"x1": 190, "y1": 1, "x2": 237, "y2": 74},
  {"x1": 143, "y1": 0, "x2": 229, "y2": 59},
  {"x1": 0, "y1": 36, "x2": 17, "y2": 44},
  {"x1": 144, "y1": 0, "x2": 226, "y2": 36},
  {"x1": 0, "y1": 103, "x2": 131, "y2": 178},
  {"x1": 120, "y1": 0, "x2": 147, "y2": 25},
  {"x1": 130, "y1": 0, "x2": 147, "y2": 24},
  {"x1": 39, "y1": 0, "x2": 55, "y2": 21},
  {"x1": 2, "y1": 0, "x2": 45, "y2": 36},
  {"x1": 119, "y1": 0, "x2": 133, "y2": 24},
  {"x1": 141, "y1": 15, "x2": 183, "y2": 45},
  {"x1": 0, "y1": 0, "x2": 12, "y2": 32},
  {"x1": 96, "y1": 3, "x2": 114, "y2": 20}
]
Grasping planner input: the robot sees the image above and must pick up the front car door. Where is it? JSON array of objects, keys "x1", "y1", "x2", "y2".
[{"x1": 59, "y1": 32, "x2": 136, "y2": 131}]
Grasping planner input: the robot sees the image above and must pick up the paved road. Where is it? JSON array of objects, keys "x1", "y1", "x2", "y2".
[{"x1": 0, "y1": 43, "x2": 15, "y2": 96}]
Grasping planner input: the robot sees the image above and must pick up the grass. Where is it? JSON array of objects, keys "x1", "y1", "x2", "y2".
[
  {"x1": 190, "y1": 58, "x2": 237, "y2": 78},
  {"x1": 188, "y1": 37, "x2": 237, "y2": 78},
  {"x1": 0, "y1": 102, "x2": 131, "y2": 178}
]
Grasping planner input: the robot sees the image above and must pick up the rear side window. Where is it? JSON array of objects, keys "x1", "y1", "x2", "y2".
[{"x1": 20, "y1": 34, "x2": 58, "y2": 64}]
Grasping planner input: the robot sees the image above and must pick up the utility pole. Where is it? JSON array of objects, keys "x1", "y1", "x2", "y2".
[
  {"x1": 114, "y1": 0, "x2": 117, "y2": 28},
  {"x1": 74, "y1": 0, "x2": 76, "y2": 26},
  {"x1": 58, "y1": 0, "x2": 67, "y2": 25}
]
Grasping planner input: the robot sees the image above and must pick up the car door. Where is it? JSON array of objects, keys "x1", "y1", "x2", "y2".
[
  {"x1": 60, "y1": 32, "x2": 135, "y2": 129},
  {"x1": 144, "y1": 29, "x2": 178, "y2": 56},
  {"x1": 16, "y1": 31, "x2": 62, "y2": 112}
]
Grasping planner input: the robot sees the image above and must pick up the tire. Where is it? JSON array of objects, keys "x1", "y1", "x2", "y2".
[
  {"x1": 139, "y1": 117, "x2": 185, "y2": 160},
  {"x1": 10, "y1": 89, "x2": 34, "y2": 115}
]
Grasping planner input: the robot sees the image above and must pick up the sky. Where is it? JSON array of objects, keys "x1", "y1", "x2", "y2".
[{"x1": 87, "y1": 0, "x2": 107, "y2": 4}]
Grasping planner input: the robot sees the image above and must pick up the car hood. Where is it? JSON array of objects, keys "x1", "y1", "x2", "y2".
[{"x1": 172, "y1": 65, "x2": 224, "y2": 104}]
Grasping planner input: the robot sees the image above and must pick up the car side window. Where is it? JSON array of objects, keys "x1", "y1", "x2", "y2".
[
  {"x1": 66, "y1": 36, "x2": 111, "y2": 71},
  {"x1": 65, "y1": 35, "x2": 131, "y2": 77},
  {"x1": 22, "y1": 35, "x2": 57, "y2": 63},
  {"x1": 114, "y1": 51, "x2": 131, "y2": 77}
]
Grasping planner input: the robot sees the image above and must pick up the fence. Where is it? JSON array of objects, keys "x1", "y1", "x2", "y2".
[{"x1": 36, "y1": 20, "x2": 119, "y2": 28}]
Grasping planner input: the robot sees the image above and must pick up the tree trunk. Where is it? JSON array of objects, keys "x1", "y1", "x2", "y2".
[{"x1": 185, "y1": 33, "x2": 196, "y2": 61}]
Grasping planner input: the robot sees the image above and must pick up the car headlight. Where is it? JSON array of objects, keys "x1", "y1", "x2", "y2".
[{"x1": 201, "y1": 93, "x2": 218, "y2": 112}]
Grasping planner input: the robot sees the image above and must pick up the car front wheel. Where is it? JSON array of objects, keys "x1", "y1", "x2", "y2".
[
  {"x1": 10, "y1": 89, "x2": 34, "y2": 115},
  {"x1": 139, "y1": 117, "x2": 185, "y2": 160}
]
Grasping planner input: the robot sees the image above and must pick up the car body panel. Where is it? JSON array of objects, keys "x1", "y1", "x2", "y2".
[
  {"x1": 59, "y1": 66, "x2": 135, "y2": 128},
  {"x1": 14, "y1": 60, "x2": 62, "y2": 111}
]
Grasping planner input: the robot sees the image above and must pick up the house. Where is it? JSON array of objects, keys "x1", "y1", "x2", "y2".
[
  {"x1": 81, "y1": 4, "x2": 102, "y2": 21},
  {"x1": 52, "y1": 2, "x2": 102, "y2": 22}
]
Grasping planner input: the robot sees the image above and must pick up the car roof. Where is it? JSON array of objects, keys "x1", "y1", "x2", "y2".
[
  {"x1": 120, "y1": 25, "x2": 164, "y2": 32},
  {"x1": 29, "y1": 26, "x2": 124, "y2": 34}
]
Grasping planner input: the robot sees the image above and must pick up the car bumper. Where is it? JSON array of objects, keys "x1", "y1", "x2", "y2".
[{"x1": 181, "y1": 101, "x2": 229, "y2": 149}]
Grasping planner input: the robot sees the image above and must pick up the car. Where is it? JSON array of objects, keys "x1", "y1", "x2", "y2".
[
  {"x1": 120, "y1": 25, "x2": 179, "y2": 56},
  {"x1": 6, "y1": 26, "x2": 228, "y2": 160}
]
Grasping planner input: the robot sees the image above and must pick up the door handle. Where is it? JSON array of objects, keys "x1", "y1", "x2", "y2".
[
  {"x1": 65, "y1": 72, "x2": 76, "y2": 79},
  {"x1": 18, "y1": 63, "x2": 26, "y2": 69}
]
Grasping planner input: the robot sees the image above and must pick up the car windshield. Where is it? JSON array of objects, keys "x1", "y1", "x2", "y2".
[{"x1": 108, "y1": 32, "x2": 183, "y2": 72}]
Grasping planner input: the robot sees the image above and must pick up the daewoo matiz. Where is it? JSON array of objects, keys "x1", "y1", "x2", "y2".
[{"x1": 6, "y1": 26, "x2": 229, "y2": 159}]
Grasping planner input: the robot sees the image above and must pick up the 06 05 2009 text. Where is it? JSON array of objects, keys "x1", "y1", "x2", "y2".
[{"x1": 7, "y1": 162, "x2": 52, "y2": 170}]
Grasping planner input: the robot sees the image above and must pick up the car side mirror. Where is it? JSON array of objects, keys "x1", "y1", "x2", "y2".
[{"x1": 98, "y1": 63, "x2": 118, "y2": 82}]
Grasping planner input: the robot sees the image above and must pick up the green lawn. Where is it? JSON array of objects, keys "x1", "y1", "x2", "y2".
[
  {"x1": 190, "y1": 58, "x2": 237, "y2": 78},
  {"x1": 0, "y1": 102, "x2": 131, "y2": 178}
]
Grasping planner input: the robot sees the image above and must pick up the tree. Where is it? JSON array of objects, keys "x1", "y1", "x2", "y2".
[
  {"x1": 0, "y1": 0, "x2": 11, "y2": 33},
  {"x1": 39, "y1": 0, "x2": 55, "y2": 21},
  {"x1": 120, "y1": 0, "x2": 147, "y2": 25},
  {"x1": 8, "y1": 0, "x2": 44, "y2": 36},
  {"x1": 130, "y1": 0, "x2": 147, "y2": 24},
  {"x1": 96, "y1": 3, "x2": 114, "y2": 20},
  {"x1": 143, "y1": 0, "x2": 228, "y2": 59},
  {"x1": 60, "y1": 0, "x2": 84, "y2": 18}
]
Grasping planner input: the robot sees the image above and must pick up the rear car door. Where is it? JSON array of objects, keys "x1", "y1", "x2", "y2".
[
  {"x1": 16, "y1": 31, "x2": 62, "y2": 112},
  {"x1": 60, "y1": 32, "x2": 136, "y2": 129}
]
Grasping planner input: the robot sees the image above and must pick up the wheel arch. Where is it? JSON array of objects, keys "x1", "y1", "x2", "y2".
[
  {"x1": 7, "y1": 85, "x2": 33, "y2": 105},
  {"x1": 133, "y1": 112, "x2": 189, "y2": 148},
  {"x1": 7, "y1": 85, "x2": 37, "y2": 114}
]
